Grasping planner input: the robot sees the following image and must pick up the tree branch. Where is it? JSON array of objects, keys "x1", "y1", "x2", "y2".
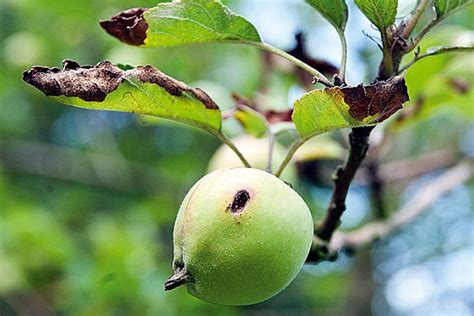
[
  {"x1": 398, "y1": 46, "x2": 474, "y2": 74},
  {"x1": 315, "y1": 126, "x2": 373, "y2": 241},
  {"x1": 404, "y1": 2, "x2": 474, "y2": 53},
  {"x1": 307, "y1": 161, "x2": 472, "y2": 262},
  {"x1": 400, "y1": 0, "x2": 432, "y2": 39}
]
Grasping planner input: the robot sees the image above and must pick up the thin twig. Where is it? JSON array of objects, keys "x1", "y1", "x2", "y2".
[
  {"x1": 215, "y1": 132, "x2": 252, "y2": 168},
  {"x1": 404, "y1": 2, "x2": 474, "y2": 53},
  {"x1": 274, "y1": 138, "x2": 306, "y2": 177},
  {"x1": 400, "y1": 0, "x2": 432, "y2": 39},
  {"x1": 398, "y1": 46, "x2": 474, "y2": 74},
  {"x1": 266, "y1": 131, "x2": 275, "y2": 173}
]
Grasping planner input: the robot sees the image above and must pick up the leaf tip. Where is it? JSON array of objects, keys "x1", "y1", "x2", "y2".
[{"x1": 99, "y1": 8, "x2": 149, "y2": 46}]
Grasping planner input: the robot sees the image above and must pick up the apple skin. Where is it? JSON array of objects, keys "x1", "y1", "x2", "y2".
[
  {"x1": 207, "y1": 135, "x2": 297, "y2": 184},
  {"x1": 170, "y1": 168, "x2": 313, "y2": 306}
]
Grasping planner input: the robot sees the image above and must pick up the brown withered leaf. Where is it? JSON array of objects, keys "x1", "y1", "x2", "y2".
[
  {"x1": 340, "y1": 76, "x2": 409, "y2": 123},
  {"x1": 99, "y1": 8, "x2": 149, "y2": 46},
  {"x1": 293, "y1": 76, "x2": 409, "y2": 138},
  {"x1": 23, "y1": 60, "x2": 218, "y2": 110}
]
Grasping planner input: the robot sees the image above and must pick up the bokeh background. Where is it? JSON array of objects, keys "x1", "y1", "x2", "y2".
[{"x1": 0, "y1": 0, "x2": 473, "y2": 315}]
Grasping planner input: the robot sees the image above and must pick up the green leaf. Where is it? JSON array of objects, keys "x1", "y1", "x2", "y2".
[
  {"x1": 23, "y1": 60, "x2": 222, "y2": 133},
  {"x1": 292, "y1": 76, "x2": 409, "y2": 138},
  {"x1": 305, "y1": 0, "x2": 348, "y2": 32},
  {"x1": 434, "y1": 0, "x2": 472, "y2": 18},
  {"x1": 354, "y1": 0, "x2": 398, "y2": 32},
  {"x1": 100, "y1": 0, "x2": 261, "y2": 47},
  {"x1": 233, "y1": 105, "x2": 268, "y2": 138}
]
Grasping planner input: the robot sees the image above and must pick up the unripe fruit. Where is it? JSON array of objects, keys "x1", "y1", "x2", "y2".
[
  {"x1": 165, "y1": 168, "x2": 313, "y2": 305},
  {"x1": 207, "y1": 135, "x2": 297, "y2": 184}
]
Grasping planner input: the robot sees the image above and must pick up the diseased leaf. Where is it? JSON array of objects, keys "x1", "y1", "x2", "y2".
[
  {"x1": 100, "y1": 0, "x2": 261, "y2": 47},
  {"x1": 233, "y1": 105, "x2": 268, "y2": 138},
  {"x1": 292, "y1": 76, "x2": 409, "y2": 138},
  {"x1": 23, "y1": 60, "x2": 222, "y2": 132},
  {"x1": 354, "y1": 0, "x2": 398, "y2": 32},
  {"x1": 305, "y1": 0, "x2": 348, "y2": 32},
  {"x1": 434, "y1": 0, "x2": 472, "y2": 18}
]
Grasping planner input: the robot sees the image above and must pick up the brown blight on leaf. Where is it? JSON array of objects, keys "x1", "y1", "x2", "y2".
[
  {"x1": 341, "y1": 76, "x2": 409, "y2": 122},
  {"x1": 99, "y1": 8, "x2": 149, "y2": 46},
  {"x1": 22, "y1": 60, "x2": 219, "y2": 110}
]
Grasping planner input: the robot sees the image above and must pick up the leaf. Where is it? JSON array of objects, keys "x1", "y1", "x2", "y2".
[
  {"x1": 354, "y1": 0, "x2": 398, "y2": 32},
  {"x1": 23, "y1": 60, "x2": 222, "y2": 132},
  {"x1": 233, "y1": 105, "x2": 268, "y2": 138},
  {"x1": 434, "y1": 0, "x2": 472, "y2": 18},
  {"x1": 292, "y1": 76, "x2": 409, "y2": 138},
  {"x1": 305, "y1": 0, "x2": 348, "y2": 32},
  {"x1": 100, "y1": 0, "x2": 261, "y2": 47}
]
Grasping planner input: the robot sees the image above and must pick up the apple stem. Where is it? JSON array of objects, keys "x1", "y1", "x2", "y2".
[{"x1": 164, "y1": 266, "x2": 193, "y2": 291}]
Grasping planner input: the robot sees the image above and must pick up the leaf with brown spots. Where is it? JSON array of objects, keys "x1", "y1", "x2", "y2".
[
  {"x1": 100, "y1": 0, "x2": 261, "y2": 47},
  {"x1": 292, "y1": 76, "x2": 409, "y2": 138},
  {"x1": 23, "y1": 60, "x2": 222, "y2": 132}
]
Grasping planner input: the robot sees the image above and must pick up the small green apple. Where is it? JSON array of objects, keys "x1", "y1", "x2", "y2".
[
  {"x1": 165, "y1": 168, "x2": 313, "y2": 305},
  {"x1": 207, "y1": 135, "x2": 297, "y2": 184}
]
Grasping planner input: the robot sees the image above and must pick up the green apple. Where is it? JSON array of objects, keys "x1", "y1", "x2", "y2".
[
  {"x1": 165, "y1": 168, "x2": 313, "y2": 305},
  {"x1": 207, "y1": 135, "x2": 297, "y2": 184}
]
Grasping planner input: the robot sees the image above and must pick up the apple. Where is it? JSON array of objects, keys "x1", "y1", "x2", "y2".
[{"x1": 165, "y1": 168, "x2": 313, "y2": 305}]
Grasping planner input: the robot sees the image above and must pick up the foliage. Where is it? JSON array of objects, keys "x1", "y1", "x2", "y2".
[{"x1": 1, "y1": 0, "x2": 473, "y2": 314}]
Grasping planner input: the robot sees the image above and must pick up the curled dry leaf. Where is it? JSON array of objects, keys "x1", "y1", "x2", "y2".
[
  {"x1": 99, "y1": 8, "x2": 149, "y2": 46},
  {"x1": 292, "y1": 76, "x2": 409, "y2": 138},
  {"x1": 23, "y1": 60, "x2": 221, "y2": 132}
]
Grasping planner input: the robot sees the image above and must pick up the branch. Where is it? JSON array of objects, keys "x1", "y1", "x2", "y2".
[
  {"x1": 307, "y1": 161, "x2": 472, "y2": 262},
  {"x1": 404, "y1": 2, "x2": 474, "y2": 53},
  {"x1": 398, "y1": 46, "x2": 474, "y2": 74},
  {"x1": 215, "y1": 133, "x2": 252, "y2": 168},
  {"x1": 399, "y1": 0, "x2": 432, "y2": 39},
  {"x1": 274, "y1": 138, "x2": 305, "y2": 178},
  {"x1": 315, "y1": 126, "x2": 373, "y2": 241}
]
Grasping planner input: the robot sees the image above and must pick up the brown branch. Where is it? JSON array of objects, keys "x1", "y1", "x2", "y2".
[
  {"x1": 307, "y1": 161, "x2": 472, "y2": 262},
  {"x1": 315, "y1": 126, "x2": 373, "y2": 241}
]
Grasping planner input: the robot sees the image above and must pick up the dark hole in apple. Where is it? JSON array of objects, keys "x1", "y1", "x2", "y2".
[{"x1": 230, "y1": 190, "x2": 250, "y2": 213}]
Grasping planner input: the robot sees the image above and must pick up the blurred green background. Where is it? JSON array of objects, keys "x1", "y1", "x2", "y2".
[{"x1": 0, "y1": 0, "x2": 473, "y2": 315}]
